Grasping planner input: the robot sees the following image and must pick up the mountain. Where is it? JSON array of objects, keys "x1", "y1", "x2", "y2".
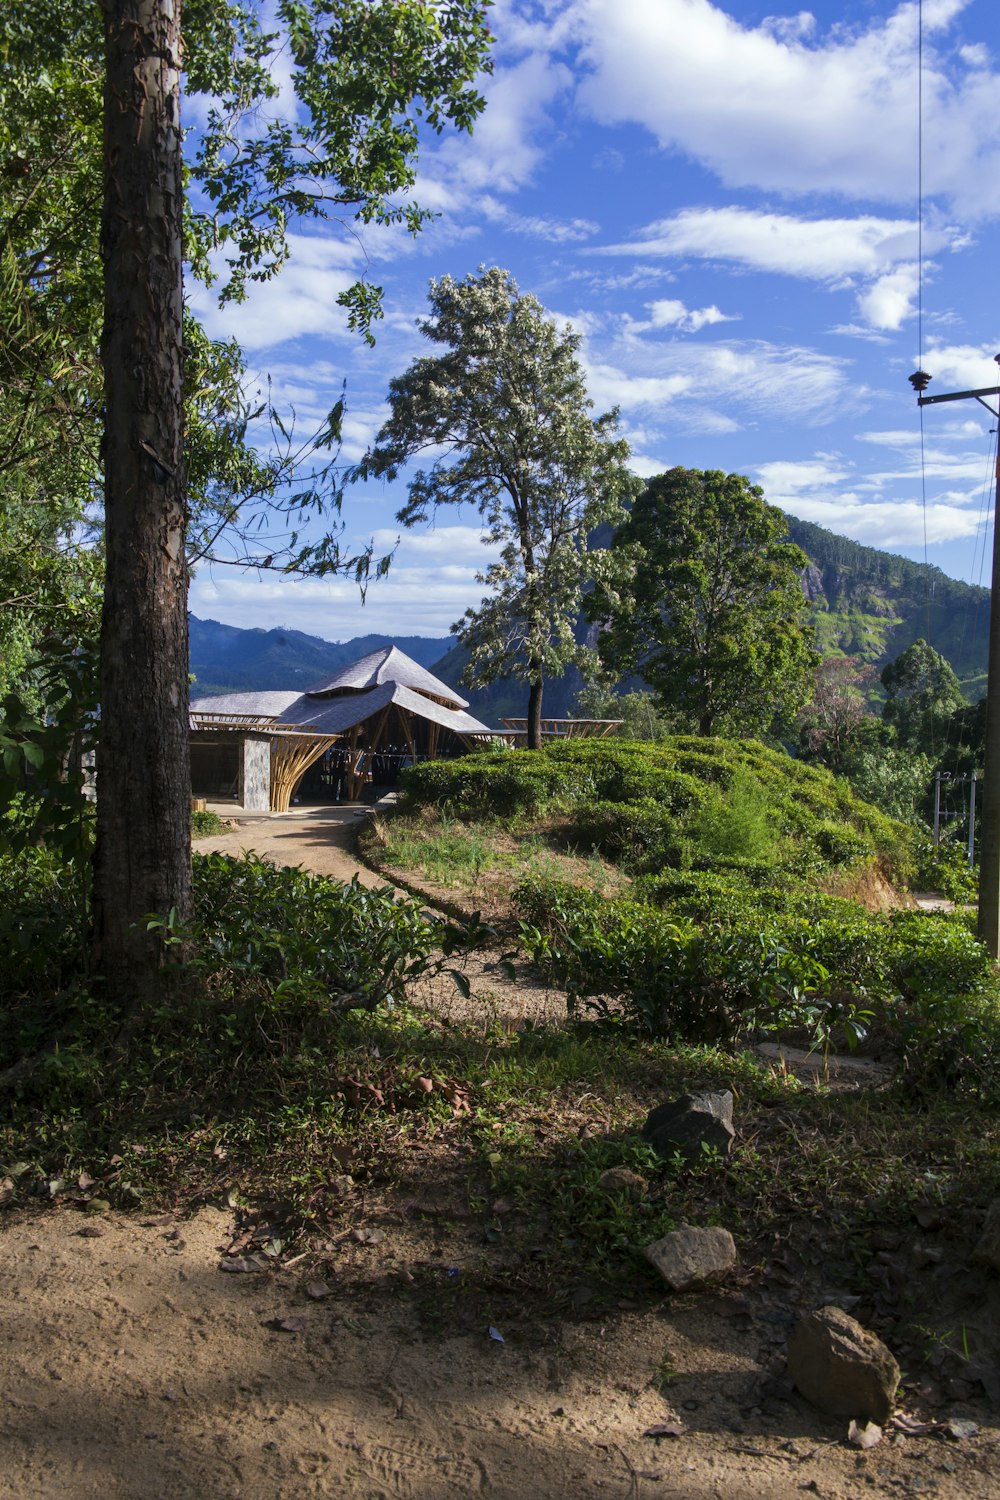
[
  {"x1": 433, "y1": 518, "x2": 993, "y2": 724},
  {"x1": 188, "y1": 616, "x2": 452, "y2": 697},
  {"x1": 189, "y1": 522, "x2": 991, "y2": 716},
  {"x1": 784, "y1": 515, "x2": 990, "y2": 694}
]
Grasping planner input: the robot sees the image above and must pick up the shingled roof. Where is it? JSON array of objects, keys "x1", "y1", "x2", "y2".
[
  {"x1": 190, "y1": 645, "x2": 489, "y2": 737},
  {"x1": 304, "y1": 644, "x2": 468, "y2": 709}
]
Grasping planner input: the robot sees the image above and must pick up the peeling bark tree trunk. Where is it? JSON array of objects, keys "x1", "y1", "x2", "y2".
[{"x1": 93, "y1": 0, "x2": 192, "y2": 1008}]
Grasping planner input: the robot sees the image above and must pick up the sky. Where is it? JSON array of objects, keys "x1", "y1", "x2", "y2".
[{"x1": 187, "y1": 0, "x2": 1000, "y2": 644}]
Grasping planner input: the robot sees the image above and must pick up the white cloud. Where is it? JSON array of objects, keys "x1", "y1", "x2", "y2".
[
  {"x1": 586, "y1": 335, "x2": 857, "y2": 425},
  {"x1": 187, "y1": 232, "x2": 361, "y2": 349},
  {"x1": 594, "y1": 207, "x2": 970, "y2": 330},
  {"x1": 756, "y1": 457, "x2": 851, "y2": 494},
  {"x1": 189, "y1": 526, "x2": 504, "y2": 638},
  {"x1": 856, "y1": 264, "x2": 921, "y2": 331},
  {"x1": 782, "y1": 496, "x2": 983, "y2": 548},
  {"x1": 918, "y1": 343, "x2": 1000, "y2": 390},
  {"x1": 479, "y1": 195, "x2": 599, "y2": 243},
  {"x1": 634, "y1": 298, "x2": 738, "y2": 334},
  {"x1": 428, "y1": 52, "x2": 573, "y2": 195},
  {"x1": 598, "y1": 206, "x2": 925, "y2": 279},
  {"x1": 571, "y1": 0, "x2": 1000, "y2": 215}
]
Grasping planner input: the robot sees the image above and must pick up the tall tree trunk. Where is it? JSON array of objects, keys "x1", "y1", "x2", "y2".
[
  {"x1": 93, "y1": 0, "x2": 191, "y2": 1008},
  {"x1": 527, "y1": 671, "x2": 544, "y2": 751}
]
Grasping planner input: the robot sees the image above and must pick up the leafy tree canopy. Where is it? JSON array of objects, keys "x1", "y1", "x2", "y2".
[
  {"x1": 357, "y1": 266, "x2": 638, "y2": 746},
  {"x1": 881, "y1": 638, "x2": 966, "y2": 756},
  {"x1": 592, "y1": 467, "x2": 818, "y2": 738}
]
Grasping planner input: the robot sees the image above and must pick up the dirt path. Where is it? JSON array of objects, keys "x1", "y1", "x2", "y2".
[
  {"x1": 3, "y1": 814, "x2": 999, "y2": 1498},
  {"x1": 194, "y1": 804, "x2": 389, "y2": 887}
]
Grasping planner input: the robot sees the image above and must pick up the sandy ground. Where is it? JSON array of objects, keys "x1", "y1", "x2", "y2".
[{"x1": 3, "y1": 807, "x2": 1000, "y2": 1499}]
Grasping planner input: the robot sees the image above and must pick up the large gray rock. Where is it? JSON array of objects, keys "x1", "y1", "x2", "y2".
[
  {"x1": 787, "y1": 1306, "x2": 900, "y2": 1424},
  {"x1": 643, "y1": 1225, "x2": 737, "y2": 1292},
  {"x1": 642, "y1": 1091, "x2": 735, "y2": 1163}
]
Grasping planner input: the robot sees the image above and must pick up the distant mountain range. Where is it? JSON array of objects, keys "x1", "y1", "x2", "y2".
[
  {"x1": 188, "y1": 617, "x2": 451, "y2": 698},
  {"x1": 188, "y1": 516, "x2": 991, "y2": 717}
]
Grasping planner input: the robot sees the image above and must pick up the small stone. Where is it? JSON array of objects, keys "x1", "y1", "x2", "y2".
[
  {"x1": 597, "y1": 1167, "x2": 648, "y2": 1201},
  {"x1": 787, "y1": 1306, "x2": 900, "y2": 1424},
  {"x1": 642, "y1": 1091, "x2": 735, "y2": 1163},
  {"x1": 643, "y1": 1225, "x2": 737, "y2": 1292}
]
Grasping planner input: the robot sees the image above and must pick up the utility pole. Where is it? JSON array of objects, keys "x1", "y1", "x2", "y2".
[{"x1": 910, "y1": 357, "x2": 1000, "y2": 954}]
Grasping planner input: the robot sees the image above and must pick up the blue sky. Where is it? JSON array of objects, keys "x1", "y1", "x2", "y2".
[{"x1": 187, "y1": 0, "x2": 1000, "y2": 643}]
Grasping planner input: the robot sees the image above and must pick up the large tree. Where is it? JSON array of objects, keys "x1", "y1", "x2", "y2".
[
  {"x1": 356, "y1": 267, "x2": 637, "y2": 748},
  {"x1": 881, "y1": 638, "x2": 966, "y2": 755},
  {"x1": 6, "y1": 0, "x2": 492, "y2": 1007},
  {"x1": 592, "y1": 468, "x2": 818, "y2": 738}
]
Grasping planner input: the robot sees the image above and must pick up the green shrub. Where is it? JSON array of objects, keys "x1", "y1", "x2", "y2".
[
  {"x1": 514, "y1": 874, "x2": 1000, "y2": 1088},
  {"x1": 191, "y1": 851, "x2": 481, "y2": 1018},
  {"x1": 399, "y1": 737, "x2": 916, "y2": 884},
  {"x1": 685, "y1": 770, "x2": 781, "y2": 863},
  {"x1": 912, "y1": 839, "x2": 977, "y2": 903},
  {"x1": 191, "y1": 808, "x2": 226, "y2": 837},
  {"x1": 515, "y1": 877, "x2": 830, "y2": 1045}
]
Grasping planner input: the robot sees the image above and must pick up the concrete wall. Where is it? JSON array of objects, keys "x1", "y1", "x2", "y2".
[{"x1": 239, "y1": 734, "x2": 271, "y2": 811}]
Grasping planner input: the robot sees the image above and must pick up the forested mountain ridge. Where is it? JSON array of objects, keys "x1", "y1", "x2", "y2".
[
  {"x1": 188, "y1": 521, "x2": 990, "y2": 712},
  {"x1": 188, "y1": 617, "x2": 451, "y2": 697},
  {"x1": 784, "y1": 515, "x2": 990, "y2": 690}
]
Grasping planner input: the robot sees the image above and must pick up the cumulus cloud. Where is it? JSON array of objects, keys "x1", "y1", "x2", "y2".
[
  {"x1": 918, "y1": 343, "x2": 1000, "y2": 390},
  {"x1": 570, "y1": 0, "x2": 1000, "y2": 215},
  {"x1": 627, "y1": 297, "x2": 738, "y2": 334}
]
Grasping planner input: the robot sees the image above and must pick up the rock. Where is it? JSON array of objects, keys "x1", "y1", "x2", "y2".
[
  {"x1": 972, "y1": 1200, "x2": 1000, "y2": 1272},
  {"x1": 643, "y1": 1225, "x2": 737, "y2": 1291},
  {"x1": 641, "y1": 1091, "x2": 735, "y2": 1163},
  {"x1": 597, "y1": 1167, "x2": 648, "y2": 1201},
  {"x1": 786, "y1": 1306, "x2": 900, "y2": 1424}
]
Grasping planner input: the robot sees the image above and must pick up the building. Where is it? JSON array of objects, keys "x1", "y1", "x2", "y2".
[{"x1": 189, "y1": 645, "x2": 499, "y2": 811}]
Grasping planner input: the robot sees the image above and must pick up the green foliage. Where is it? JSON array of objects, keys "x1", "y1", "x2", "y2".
[
  {"x1": 591, "y1": 469, "x2": 818, "y2": 737},
  {"x1": 514, "y1": 872, "x2": 1000, "y2": 1089},
  {"x1": 401, "y1": 749, "x2": 580, "y2": 819},
  {"x1": 785, "y1": 513, "x2": 990, "y2": 687},
  {"x1": 191, "y1": 808, "x2": 227, "y2": 838},
  {"x1": 881, "y1": 638, "x2": 966, "y2": 756},
  {"x1": 913, "y1": 839, "x2": 977, "y2": 903},
  {"x1": 190, "y1": 852, "x2": 485, "y2": 1016},
  {"x1": 842, "y1": 745, "x2": 935, "y2": 826},
  {"x1": 685, "y1": 770, "x2": 780, "y2": 863},
  {"x1": 401, "y1": 737, "x2": 916, "y2": 883},
  {"x1": 356, "y1": 267, "x2": 638, "y2": 737},
  {"x1": 515, "y1": 877, "x2": 834, "y2": 1047},
  {"x1": 0, "y1": 639, "x2": 99, "y2": 909}
]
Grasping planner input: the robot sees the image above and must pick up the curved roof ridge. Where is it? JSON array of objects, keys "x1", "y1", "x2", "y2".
[{"x1": 304, "y1": 643, "x2": 467, "y2": 708}]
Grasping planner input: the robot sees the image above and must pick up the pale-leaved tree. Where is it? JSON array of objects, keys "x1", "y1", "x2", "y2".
[{"x1": 358, "y1": 268, "x2": 637, "y2": 748}]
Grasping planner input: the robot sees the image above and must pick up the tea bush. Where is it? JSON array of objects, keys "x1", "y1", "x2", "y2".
[
  {"x1": 514, "y1": 873, "x2": 1000, "y2": 1088},
  {"x1": 191, "y1": 851, "x2": 481, "y2": 1018},
  {"x1": 400, "y1": 737, "x2": 915, "y2": 882}
]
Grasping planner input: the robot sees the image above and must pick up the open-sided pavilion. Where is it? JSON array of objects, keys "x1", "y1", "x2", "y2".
[{"x1": 190, "y1": 645, "x2": 499, "y2": 812}]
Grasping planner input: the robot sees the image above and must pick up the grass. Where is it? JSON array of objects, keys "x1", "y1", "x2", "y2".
[
  {"x1": 361, "y1": 807, "x2": 627, "y2": 918},
  {"x1": 4, "y1": 977, "x2": 1000, "y2": 1367},
  {"x1": 4, "y1": 737, "x2": 999, "y2": 1389}
]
